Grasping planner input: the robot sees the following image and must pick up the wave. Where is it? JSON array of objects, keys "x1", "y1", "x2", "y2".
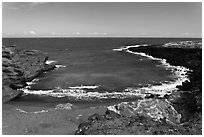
[
  {"x1": 45, "y1": 60, "x2": 66, "y2": 70},
  {"x1": 45, "y1": 60, "x2": 57, "y2": 65},
  {"x1": 55, "y1": 103, "x2": 73, "y2": 110},
  {"x1": 16, "y1": 108, "x2": 49, "y2": 114},
  {"x1": 55, "y1": 64, "x2": 66, "y2": 69},
  {"x1": 21, "y1": 87, "x2": 143, "y2": 101},
  {"x1": 113, "y1": 44, "x2": 148, "y2": 51},
  {"x1": 26, "y1": 78, "x2": 40, "y2": 86},
  {"x1": 69, "y1": 85, "x2": 99, "y2": 89},
  {"x1": 21, "y1": 78, "x2": 183, "y2": 101}
]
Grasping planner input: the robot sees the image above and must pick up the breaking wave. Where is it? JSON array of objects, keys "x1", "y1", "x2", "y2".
[
  {"x1": 45, "y1": 60, "x2": 57, "y2": 65},
  {"x1": 45, "y1": 60, "x2": 66, "y2": 69},
  {"x1": 113, "y1": 44, "x2": 148, "y2": 51},
  {"x1": 55, "y1": 64, "x2": 66, "y2": 69},
  {"x1": 21, "y1": 86, "x2": 142, "y2": 101}
]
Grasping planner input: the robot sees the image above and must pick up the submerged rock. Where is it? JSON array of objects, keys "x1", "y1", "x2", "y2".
[{"x1": 2, "y1": 45, "x2": 55, "y2": 103}]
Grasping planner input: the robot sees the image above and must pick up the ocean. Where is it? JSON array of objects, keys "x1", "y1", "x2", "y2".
[{"x1": 2, "y1": 37, "x2": 199, "y2": 108}]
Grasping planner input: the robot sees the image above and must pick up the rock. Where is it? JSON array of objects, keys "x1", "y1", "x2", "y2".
[
  {"x1": 2, "y1": 58, "x2": 13, "y2": 67},
  {"x1": 76, "y1": 123, "x2": 90, "y2": 135},
  {"x1": 10, "y1": 82, "x2": 27, "y2": 90},
  {"x1": 2, "y1": 44, "x2": 55, "y2": 103},
  {"x1": 75, "y1": 109, "x2": 187, "y2": 135},
  {"x1": 2, "y1": 46, "x2": 14, "y2": 59},
  {"x1": 88, "y1": 114, "x2": 106, "y2": 124},
  {"x1": 2, "y1": 86, "x2": 23, "y2": 103},
  {"x1": 43, "y1": 64, "x2": 56, "y2": 71}
]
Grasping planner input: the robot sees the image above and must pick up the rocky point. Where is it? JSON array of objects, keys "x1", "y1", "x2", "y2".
[{"x1": 2, "y1": 44, "x2": 55, "y2": 103}]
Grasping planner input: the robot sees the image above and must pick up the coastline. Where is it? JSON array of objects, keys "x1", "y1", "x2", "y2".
[
  {"x1": 76, "y1": 40, "x2": 202, "y2": 135},
  {"x1": 2, "y1": 44, "x2": 56, "y2": 102},
  {"x1": 19, "y1": 45, "x2": 189, "y2": 101},
  {"x1": 127, "y1": 42, "x2": 202, "y2": 122},
  {"x1": 2, "y1": 40, "x2": 202, "y2": 135}
]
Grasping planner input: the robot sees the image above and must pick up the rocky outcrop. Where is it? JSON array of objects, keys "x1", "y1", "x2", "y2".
[
  {"x1": 2, "y1": 44, "x2": 56, "y2": 103},
  {"x1": 76, "y1": 99, "x2": 201, "y2": 135},
  {"x1": 76, "y1": 108, "x2": 189, "y2": 135}
]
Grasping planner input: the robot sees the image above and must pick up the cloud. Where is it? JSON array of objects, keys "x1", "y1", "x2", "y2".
[
  {"x1": 3, "y1": 2, "x2": 49, "y2": 11},
  {"x1": 51, "y1": 32, "x2": 56, "y2": 35},
  {"x1": 3, "y1": 3, "x2": 20, "y2": 10},
  {"x1": 29, "y1": 30, "x2": 36, "y2": 35},
  {"x1": 30, "y1": 2, "x2": 48, "y2": 6},
  {"x1": 88, "y1": 32, "x2": 108, "y2": 35},
  {"x1": 73, "y1": 32, "x2": 80, "y2": 35},
  {"x1": 24, "y1": 30, "x2": 36, "y2": 35},
  {"x1": 6, "y1": 32, "x2": 16, "y2": 35},
  {"x1": 181, "y1": 32, "x2": 196, "y2": 37}
]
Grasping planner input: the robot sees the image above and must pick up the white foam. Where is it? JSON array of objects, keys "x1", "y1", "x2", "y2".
[
  {"x1": 16, "y1": 108, "x2": 49, "y2": 114},
  {"x1": 55, "y1": 103, "x2": 73, "y2": 110},
  {"x1": 15, "y1": 103, "x2": 74, "y2": 114},
  {"x1": 22, "y1": 87, "x2": 144, "y2": 101},
  {"x1": 16, "y1": 108, "x2": 28, "y2": 113},
  {"x1": 55, "y1": 65, "x2": 66, "y2": 69},
  {"x1": 46, "y1": 61, "x2": 66, "y2": 70},
  {"x1": 69, "y1": 85, "x2": 99, "y2": 89},
  {"x1": 45, "y1": 60, "x2": 57, "y2": 65},
  {"x1": 113, "y1": 44, "x2": 148, "y2": 51},
  {"x1": 26, "y1": 78, "x2": 40, "y2": 86}
]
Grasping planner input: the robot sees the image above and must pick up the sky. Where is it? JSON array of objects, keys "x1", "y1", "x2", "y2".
[{"x1": 2, "y1": 2, "x2": 202, "y2": 37}]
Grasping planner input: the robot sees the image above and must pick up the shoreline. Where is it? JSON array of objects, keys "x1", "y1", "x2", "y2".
[
  {"x1": 113, "y1": 44, "x2": 191, "y2": 99},
  {"x1": 2, "y1": 40, "x2": 202, "y2": 135},
  {"x1": 2, "y1": 44, "x2": 56, "y2": 102},
  {"x1": 76, "y1": 40, "x2": 202, "y2": 135},
  {"x1": 18, "y1": 45, "x2": 188, "y2": 101}
]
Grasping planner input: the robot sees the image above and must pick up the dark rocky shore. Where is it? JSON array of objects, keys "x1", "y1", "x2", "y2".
[
  {"x1": 2, "y1": 41, "x2": 202, "y2": 135},
  {"x1": 128, "y1": 42, "x2": 202, "y2": 123},
  {"x1": 2, "y1": 44, "x2": 55, "y2": 103},
  {"x1": 76, "y1": 41, "x2": 202, "y2": 135}
]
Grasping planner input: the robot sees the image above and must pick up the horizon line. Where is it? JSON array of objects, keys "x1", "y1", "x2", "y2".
[{"x1": 2, "y1": 36, "x2": 202, "y2": 39}]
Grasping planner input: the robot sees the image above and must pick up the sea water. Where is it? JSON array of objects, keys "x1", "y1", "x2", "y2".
[{"x1": 2, "y1": 37, "x2": 199, "y2": 107}]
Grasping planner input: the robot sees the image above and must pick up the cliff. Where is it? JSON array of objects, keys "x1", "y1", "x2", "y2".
[{"x1": 2, "y1": 44, "x2": 56, "y2": 103}]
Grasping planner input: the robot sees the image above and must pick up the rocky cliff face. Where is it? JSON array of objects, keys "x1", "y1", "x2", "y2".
[{"x1": 2, "y1": 44, "x2": 55, "y2": 103}]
